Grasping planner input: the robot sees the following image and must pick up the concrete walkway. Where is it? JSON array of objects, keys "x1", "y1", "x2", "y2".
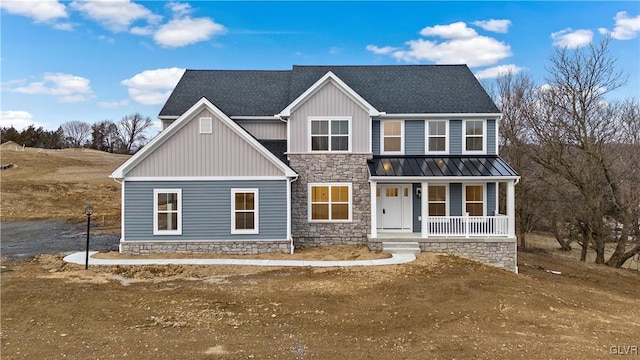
[{"x1": 63, "y1": 251, "x2": 416, "y2": 267}]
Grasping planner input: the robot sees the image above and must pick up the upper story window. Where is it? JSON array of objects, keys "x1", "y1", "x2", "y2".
[
  {"x1": 426, "y1": 120, "x2": 447, "y2": 153},
  {"x1": 310, "y1": 117, "x2": 350, "y2": 152},
  {"x1": 464, "y1": 120, "x2": 485, "y2": 153},
  {"x1": 381, "y1": 120, "x2": 403, "y2": 154}
]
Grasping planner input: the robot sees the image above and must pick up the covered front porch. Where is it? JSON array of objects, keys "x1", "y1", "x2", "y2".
[{"x1": 367, "y1": 156, "x2": 520, "y2": 241}]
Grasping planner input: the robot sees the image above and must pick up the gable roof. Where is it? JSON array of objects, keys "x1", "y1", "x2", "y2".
[
  {"x1": 159, "y1": 65, "x2": 500, "y2": 118},
  {"x1": 111, "y1": 98, "x2": 297, "y2": 179}
]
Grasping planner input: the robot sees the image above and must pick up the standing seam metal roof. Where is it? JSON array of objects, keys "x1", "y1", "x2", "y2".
[{"x1": 368, "y1": 156, "x2": 519, "y2": 177}]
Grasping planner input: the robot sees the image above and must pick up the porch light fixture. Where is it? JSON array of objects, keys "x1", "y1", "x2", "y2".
[
  {"x1": 84, "y1": 204, "x2": 93, "y2": 270},
  {"x1": 416, "y1": 188, "x2": 422, "y2": 198}
]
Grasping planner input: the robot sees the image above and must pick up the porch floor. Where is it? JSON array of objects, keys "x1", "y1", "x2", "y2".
[{"x1": 369, "y1": 232, "x2": 515, "y2": 243}]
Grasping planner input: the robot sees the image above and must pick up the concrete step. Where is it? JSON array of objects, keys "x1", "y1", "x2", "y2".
[{"x1": 382, "y1": 241, "x2": 421, "y2": 255}]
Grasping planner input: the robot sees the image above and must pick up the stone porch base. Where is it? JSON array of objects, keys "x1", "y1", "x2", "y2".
[
  {"x1": 120, "y1": 240, "x2": 291, "y2": 255},
  {"x1": 368, "y1": 235, "x2": 517, "y2": 273}
]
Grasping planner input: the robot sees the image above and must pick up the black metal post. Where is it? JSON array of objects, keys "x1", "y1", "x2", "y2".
[{"x1": 85, "y1": 213, "x2": 91, "y2": 270}]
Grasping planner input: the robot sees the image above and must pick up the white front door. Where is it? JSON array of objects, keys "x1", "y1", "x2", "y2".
[{"x1": 377, "y1": 185, "x2": 412, "y2": 231}]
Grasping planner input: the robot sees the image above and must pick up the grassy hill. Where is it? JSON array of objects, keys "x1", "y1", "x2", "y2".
[{"x1": 0, "y1": 144, "x2": 129, "y2": 231}]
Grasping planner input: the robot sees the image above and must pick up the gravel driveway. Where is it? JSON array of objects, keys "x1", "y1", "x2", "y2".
[{"x1": 1, "y1": 221, "x2": 120, "y2": 261}]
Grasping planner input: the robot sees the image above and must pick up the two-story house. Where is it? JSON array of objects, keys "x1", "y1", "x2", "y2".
[{"x1": 110, "y1": 65, "x2": 519, "y2": 272}]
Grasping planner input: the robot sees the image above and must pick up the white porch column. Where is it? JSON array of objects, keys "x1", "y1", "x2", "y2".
[
  {"x1": 421, "y1": 182, "x2": 428, "y2": 238},
  {"x1": 370, "y1": 181, "x2": 377, "y2": 239},
  {"x1": 507, "y1": 180, "x2": 516, "y2": 238}
]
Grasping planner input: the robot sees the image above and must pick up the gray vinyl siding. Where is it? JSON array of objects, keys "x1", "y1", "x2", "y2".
[
  {"x1": 289, "y1": 80, "x2": 371, "y2": 153},
  {"x1": 236, "y1": 120, "x2": 286, "y2": 140},
  {"x1": 487, "y1": 182, "x2": 496, "y2": 215},
  {"x1": 124, "y1": 180, "x2": 287, "y2": 241},
  {"x1": 450, "y1": 183, "x2": 462, "y2": 216},
  {"x1": 127, "y1": 109, "x2": 284, "y2": 177},
  {"x1": 487, "y1": 119, "x2": 496, "y2": 155},
  {"x1": 450, "y1": 120, "x2": 462, "y2": 155},
  {"x1": 161, "y1": 120, "x2": 174, "y2": 130},
  {"x1": 405, "y1": 120, "x2": 425, "y2": 155},
  {"x1": 372, "y1": 120, "x2": 380, "y2": 155},
  {"x1": 412, "y1": 183, "x2": 421, "y2": 232}
]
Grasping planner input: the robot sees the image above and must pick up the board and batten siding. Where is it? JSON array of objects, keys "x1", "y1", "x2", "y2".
[
  {"x1": 289, "y1": 81, "x2": 371, "y2": 153},
  {"x1": 124, "y1": 180, "x2": 287, "y2": 241},
  {"x1": 405, "y1": 120, "x2": 425, "y2": 155},
  {"x1": 128, "y1": 109, "x2": 284, "y2": 177},
  {"x1": 236, "y1": 120, "x2": 286, "y2": 140}
]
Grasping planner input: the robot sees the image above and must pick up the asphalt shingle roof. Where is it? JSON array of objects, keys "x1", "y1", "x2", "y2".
[
  {"x1": 159, "y1": 65, "x2": 500, "y2": 117},
  {"x1": 368, "y1": 156, "x2": 518, "y2": 177}
]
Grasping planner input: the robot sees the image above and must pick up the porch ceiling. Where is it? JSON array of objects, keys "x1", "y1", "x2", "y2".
[{"x1": 368, "y1": 156, "x2": 518, "y2": 178}]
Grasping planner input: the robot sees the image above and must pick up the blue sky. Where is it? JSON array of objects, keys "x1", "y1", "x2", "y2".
[{"x1": 1, "y1": 1, "x2": 639, "y2": 132}]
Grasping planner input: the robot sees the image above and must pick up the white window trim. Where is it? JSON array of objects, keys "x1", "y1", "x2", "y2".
[
  {"x1": 462, "y1": 184, "x2": 486, "y2": 217},
  {"x1": 425, "y1": 120, "x2": 449, "y2": 154},
  {"x1": 462, "y1": 119, "x2": 487, "y2": 154},
  {"x1": 426, "y1": 183, "x2": 449, "y2": 218},
  {"x1": 308, "y1": 116, "x2": 352, "y2": 153},
  {"x1": 153, "y1": 189, "x2": 182, "y2": 235},
  {"x1": 380, "y1": 120, "x2": 404, "y2": 155},
  {"x1": 231, "y1": 188, "x2": 259, "y2": 235},
  {"x1": 199, "y1": 117, "x2": 212, "y2": 134},
  {"x1": 308, "y1": 182, "x2": 353, "y2": 222}
]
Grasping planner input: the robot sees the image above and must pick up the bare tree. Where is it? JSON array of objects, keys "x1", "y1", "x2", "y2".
[
  {"x1": 61, "y1": 121, "x2": 91, "y2": 148},
  {"x1": 117, "y1": 113, "x2": 154, "y2": 154}
]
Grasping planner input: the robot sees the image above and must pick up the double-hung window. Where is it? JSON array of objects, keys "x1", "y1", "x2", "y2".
[
  {"x1": 381, "y1": 120, "x2": 403, "y2": 154},
  {"x1": 309, "y1": 183, "x2": 351, "y2": 221},
  {"x1": 464, "y1": 120, "x2": 485, "y2": 153},
  {"x1": 426, "y1": 120, "x2": 447, "y2": 153},
  {"x1": 428, "y1": 185, "x2": 447, "y2": 216},
  {"x1": 464, "y1": 185, "x2": 484, "y2": 216},
  {"x1": 153, "y1": 189, "x2": 182, "y2": 235},
  {"x1": 231, "y1": 189, "x2": 259, "y2": 234},
  {"x1": 310, "y1": 118, "x2": 350, "y2": 152}
]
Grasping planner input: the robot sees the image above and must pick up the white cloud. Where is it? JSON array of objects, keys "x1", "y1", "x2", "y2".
[
  {"x1": 130, "y1": 26, "x2": 154, "y2": 36},
  {"x1": 475, "y1": 64, "x2": 524, "y2": 79},
  {"x1": 368, "y1": 22, "x2": 512, "y2": 67},
  {"x1": 167, "y1": 2, "x2": 192, "y2": 18},
  {"x1": 366, "y1": 45, "x2": 398, "y2": 55},
  {"x1": 0, "y1": 0, "x2": 67, "y2": 23},
  {"x1": 420, "y1": 22, "x2": 478, "y2": 39},
  {"x1": 121, "y1": 67, "x2": 185, "y2": 105},
  {"x1": 52, "y1": 22, "x2": 74, "y2": 31},
  {"x1": 153, "y1": 16, "x2": 226, "y2": 48},
  {"x1": 9, "y1": 73, "x2": 94, "y2": 102},
  {"x1": 472, "y1": 19, "x2": 512, "y2": 33},
  {"x1": 599, "y1": 11, "x2": 640, "y2": 40},
  {"x1": 70, "y1": 0, "x2": 161, "y2": 32},
  {"x1": 551, "y1": 28, "x2": 593, "y2": 48},
  {"x1": 98, "y1": 100, "x2": 129, "y2": 108},
  {"x1": 0, "y1": 111, "x2": 43, "y2": 130}
]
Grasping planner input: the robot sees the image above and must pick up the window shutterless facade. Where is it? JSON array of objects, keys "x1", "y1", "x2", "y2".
[
  {"x1": 231, "y1": 189, "x2": 259, "y2": 234},
  {"x1": 309, "y1": 117, "x2": 350, "y2": 152},
  {"x1": 464, "y1": 120, "x2": 485, "y2": 153},
  {"x1": 428, "y1": 185, "x2": 447, "y2": 216},
  {"x1": 426, "y1": 120, "x2": 447, "y2": 153},
  {"x1": 308, "y1": 183, "x2": 352, "y2": 222},
  {"x1": 153, "y1": 189, "x2": 182, "y2": 235},
  {"x1": 464, "y1": 185, "x2": 484, "y2": 216},
  {"x1": 381, "y1": 120, "x2": 403, "y2": 154}
]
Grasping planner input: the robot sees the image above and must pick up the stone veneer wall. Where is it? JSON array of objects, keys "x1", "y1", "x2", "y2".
[
  {"x1": 288, "y1": 153, "x2": 372, "y2": 247},
  {"x1": 368, "y1": 238, "x2": 517, "y2": 272},
  {"x1": 120, "y1": 240, "x2": 291, "y2": 255}
]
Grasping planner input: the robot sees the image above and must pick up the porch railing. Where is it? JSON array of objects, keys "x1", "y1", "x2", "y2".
[{"x1": 426, "y1": 214, "x2": 509, "y2": 237}]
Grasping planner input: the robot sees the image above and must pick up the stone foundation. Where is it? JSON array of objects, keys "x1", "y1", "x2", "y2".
[
  {"x1": 120, "y1": 240, "x2": 291, "y2": 255},
  {"x1": 289, "y1": 153, "x2": 372, "y2": 247},
  {"x1": 368, "y1": 237, "x2": 517, "y2": 272}
]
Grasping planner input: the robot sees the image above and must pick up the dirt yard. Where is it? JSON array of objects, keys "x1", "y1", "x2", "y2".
[
  {"x1": 0, "y1": 144, "x2": 128, "y2": 230},
  {"x1": 1, "y1": 249, "x2": 639, "y2": 359}
]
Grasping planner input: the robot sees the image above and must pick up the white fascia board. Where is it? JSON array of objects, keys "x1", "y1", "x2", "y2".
[
  {"x1": 110, "y1": 97, "x2": 297, "y2": 179},
  {"x1": 376, "y1": 113, "x2": 502, "y2": 120},
  {"x1": 278, "y1": 71, "x2": 379, "y2": 117},
  {"x1": 158, "y1": 115, "x2": 179, "y2": 120},
  {"x1": 230, "y1": 116, "x2": 281, "y2": 120},
  {"x1": 368, "y1": 175, "x2": 520, "y2": 182},
  {"x1": 125, "y1": 176, "x2": 290, "y2": 181}
]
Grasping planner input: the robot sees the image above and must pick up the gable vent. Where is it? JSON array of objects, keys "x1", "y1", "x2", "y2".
[{"x1": 200, "y1": 117, "x2": 212, "y2": 134}]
